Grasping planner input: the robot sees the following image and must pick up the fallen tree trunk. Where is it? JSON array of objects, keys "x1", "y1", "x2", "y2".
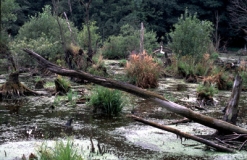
[
  {"x1": 23, "y1": 48, "x2": 247, "y2": 134},
  {"x1": 128, "y1": 115, "x2": 235, "y2": 152}
]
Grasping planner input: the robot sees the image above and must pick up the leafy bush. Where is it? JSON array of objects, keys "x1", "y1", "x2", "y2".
[
  {"x1": 87, "y1": 86, "x2": 124, "y2": 116},
  {"x1": 10, "y1": 36, "x2": 60, "y2": 66},
  {"x1": 12, "y1": 5, "x2": 78, "y2": 65},
  {"x1": 196, "y1": 82, "x2": 218, "y2": 97},
  {"x1": 167, "y1": 9, "x2": 213, "y2": 59},
  {"x1": 102, "y1": 24, "x2": 158, "y2": 59},
  {"x1": 126, "y1": 52, "x2": 160, "y2": 88}
]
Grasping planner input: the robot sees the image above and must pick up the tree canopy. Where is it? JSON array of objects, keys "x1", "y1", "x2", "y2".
[{"x1": 3, "y1": 0, "x2": 246, "y2": 47}]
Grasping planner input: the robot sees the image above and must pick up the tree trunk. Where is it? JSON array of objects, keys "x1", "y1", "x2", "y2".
[
  {"x1": 223, "y1": 75, "x2": 243, "y2": 125},
  {"x1": 22, "y1": 48, "x2": 247, "y2": 134},
  {"x1": 0, "y1": 71, "x2": 40, "y2": 99},
  {"x1": 139, "y1": 22, "x2": 144, "y2": 54}
]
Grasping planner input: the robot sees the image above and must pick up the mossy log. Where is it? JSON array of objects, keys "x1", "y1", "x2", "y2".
[
  {"x1": 23, "y1": 48, "x2": 247, "y2": 134},
  {"x1": 0, "y1": 72, "x2": 40, "y2": 99}
]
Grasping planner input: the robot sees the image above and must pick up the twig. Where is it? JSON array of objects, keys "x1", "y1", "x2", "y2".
[
  {"x1": 215, "y1": 137, "x2": 238, "y2": 149},
  {"x1": 239, "y1": 139, "x2": 247, "y2": 151},
  {"x1": 168, "y1": 118, "x2": 191, "y2": 125}
]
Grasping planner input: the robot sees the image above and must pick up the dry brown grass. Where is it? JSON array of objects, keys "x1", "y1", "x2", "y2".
[{"x1": 125, "y1": 51, "x2": 161, "y2": 88}]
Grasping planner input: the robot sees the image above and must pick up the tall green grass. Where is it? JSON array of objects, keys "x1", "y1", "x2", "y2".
[
  {"x1": 38, "y1": 139, "x2": 83, "y2": 160},
  {"x1": 87, "y1": 86, "x2": 124, "y2": 116}
]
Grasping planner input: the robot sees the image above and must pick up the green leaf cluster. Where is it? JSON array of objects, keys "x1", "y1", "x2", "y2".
[
  {"x1": 168, "y1": 9, "x2": 213, "y2": 59},
  {"x1": 1, "y1": 0, "x2": 19, "y2": 24}
]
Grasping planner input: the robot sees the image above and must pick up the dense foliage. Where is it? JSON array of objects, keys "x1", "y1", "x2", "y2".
[
  {"x1": 5, "y1": 0, "x2": 246, "y2": 47},
  {"x1": 102, "y1": 24, "x2": 158, "y2": 59},
  {"x1": 11, "y1": 5, "x2": 78, "y2": 66},
  {"x1": 168, "y1": 10, "x2": 213, "y2": 58}
]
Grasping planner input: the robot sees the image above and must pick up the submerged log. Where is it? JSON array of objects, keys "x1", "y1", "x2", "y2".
[
  {"x1": 128, "y1": 115, "x2": 235, "y2": 152},
  {"x1": 23, "y1": 48, "x2": 247, "y2": 134},
  {"x1": 223, "y1": 75, "x2": 243, "y2": 125}
]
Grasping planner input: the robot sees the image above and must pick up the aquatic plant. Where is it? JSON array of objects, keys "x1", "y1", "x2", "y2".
[
  {"x1": 53, "y1": 95, "x2": 62, "y2": 107},
  {"x1": 87, "y1": 86, "x2": 124, "y2": 116},
  {"x1": 44, "y1": 81, "x2": 55, "y2": 88},
  {"x1": 119, "y1": 59, "x2": 127, "y2": 67},
  {"x1": 38, "y1": 139, "x2": 83, "y2": 160},
  {"x1": 34, "y1": 76, "x2": 42, "y2": 82},
  {"x1": 164, "y1": 93, "x2": 177, "y2": 102},
  {"x1": 67, "y1": 89, "x2": 78, "y2": 106},
  {"x1": 196, "y1": 82, "x2": 218, "y2": 97},
  {"x1": 55, "y1": 75, "x2": 71, "y2": 93},
  {"x1": 125, "y1": 51, "x2": 160, "y2": 88}
]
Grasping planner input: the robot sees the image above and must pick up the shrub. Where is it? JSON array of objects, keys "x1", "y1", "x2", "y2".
[
  {"x1": 102, "y1": 24, "x2": 158, "y2": 59},
  {"x1": 165, "y1": 54, "x2": 214, "y2": 78},
  {"x1": 10, "y1": 36, "x2": 60, "y2": 66},
  {"x1": 87, "y1": 86, "x2": 124, "y2": 116},
  {"x1": 167, "y1": 9, "x2": 213, "y2": 59},
  {"x1": 78, "y1": 21, "x2": 100, "y2": 51},
  {"x1": 126, "y1": 52, "x2": 160, "y2": 88},
  {"x1": 177, "y1": 55, "x2": 196, "y2": 76},
  {"x1": 12, "y1": 5, "x2": 78, "y2": 65}
]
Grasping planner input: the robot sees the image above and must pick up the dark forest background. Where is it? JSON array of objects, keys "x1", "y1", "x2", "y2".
[{"x1": 4, "y1": 0, "x2": 247, "y2": 49}]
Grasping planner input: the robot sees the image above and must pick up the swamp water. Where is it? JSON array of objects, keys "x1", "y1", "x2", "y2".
[{"x1": 0, "y1": 60, "x2": 247, "y2": 160}]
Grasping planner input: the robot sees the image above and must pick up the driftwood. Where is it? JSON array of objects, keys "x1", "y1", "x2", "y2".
[
  {"x1": 128, "y1": 115, "x2": 235, "y2": 152},
  {"x1": 223, "y1": 75, "x2": 243, "y2": 124},
  {"x1": 22, "y1": 48, "x2": 247, "y2": 134}
]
